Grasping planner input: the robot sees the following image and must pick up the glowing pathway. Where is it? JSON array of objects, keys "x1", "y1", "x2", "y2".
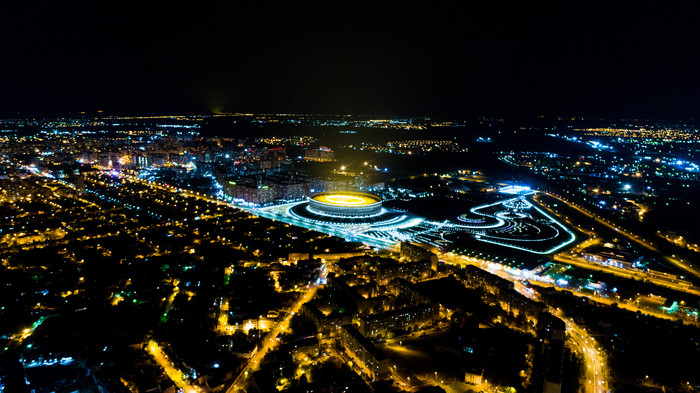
[
  {"x1": 260, "y1": 194, "x2": 577, "y2": 255},
  {"x1": 146, "y1": 340, "x2": 203, "y2": 393},
  {"x1": 553, "y1": 311, "x2": 609, "y2": 393},
  {"x1": 448, "y1": 195, "x2": 577, "y2": 254}
]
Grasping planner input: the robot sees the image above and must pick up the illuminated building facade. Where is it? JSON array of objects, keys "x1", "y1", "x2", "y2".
[
  {"x1": 304, "y1": 146, "x2": 335, "y2": 162},
  {"x1": 359, "y1": 303, "x2": 438, "y2": 338},
  {"x1": 339, "y1": 325, "x2": 389, "y2": 380}
]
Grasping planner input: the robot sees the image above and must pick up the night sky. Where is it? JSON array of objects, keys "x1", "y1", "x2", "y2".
[{"x1": 2, "y1": 2, "x2": 700, "y2": 118}]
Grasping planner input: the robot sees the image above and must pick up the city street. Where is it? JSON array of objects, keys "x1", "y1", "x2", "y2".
[
  {"x1": 541, "y1": 192, "x2": 700, "y2": 281},
  {"x1": 440, "y1": 252, "x2": 610, "y2": 393},
  {"x1": 553, "y1": 311, "x2": 609, "y2": 393},
  {"x1": 226, "y1": 260, "x2": 331, "y2": 392},
  {"x1": 552, "y1": 253, "x2": 700, "y2": 296},
  {"x1": 146, "y1": 340, "x2": 203, "y2": 393}
]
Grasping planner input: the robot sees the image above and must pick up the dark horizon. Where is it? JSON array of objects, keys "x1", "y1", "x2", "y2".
[
  {"x1": 2, "y1": 2, "x2": 700, "y2": 120},
  {"x1": 1, "y1": 110, "x2": 696, "y2": 127}
]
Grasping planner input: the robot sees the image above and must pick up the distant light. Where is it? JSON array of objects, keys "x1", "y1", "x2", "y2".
[
  {"x1": 499, "y1": 185, "x2": 531, "y2": 194},
  {"x1": 623, "y1": 184, "x2": 631, "y2": 190}
]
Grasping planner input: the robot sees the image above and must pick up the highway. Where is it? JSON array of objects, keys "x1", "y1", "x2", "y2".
[
  {"x1": 537, "y1": 193, "x2": 660, "y2": 252},
  {"x1": 541, "y1": 192, "x2": 700, "y2": 282},
  {"x1": 566, "y1": 283, "x2": 698, "y2": 325},
  {"x1": 552, "y1": 253, "x2": 700, "y2": 296}
]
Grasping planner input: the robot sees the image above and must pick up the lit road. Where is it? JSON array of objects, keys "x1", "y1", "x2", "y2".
[
  {"x1": 537, "y1": 193, "x2": 660, "y2": 252},
  {"x1": 447, "y1": 251, "x2": 697, "y2": 325},
  {"x1": 115, "y1": 173, "x2": 241, "y2": 212},
  {"x1": 6, "y1": 317, "x2": 46, "y2": 351},
  {"x1": 226, "y1": 262, "x2": 330, "y2": 392},
  {"x1": 531, "y1": 277, "x2": 695, "y2": 325},
  {"x1": 440, "y1": 253, "x2": 610, "y2": 393},
  {"x1": 541, "y1": 192, "x2": 700, "y2": 281},
  {"x1": 553, "y1": 253, "x2": 700, "y2": 296},
  {"x1": 146, "y1": 340, "x2": 202, "y2": 393},
  {"x1": 114, "y1": 173, "x2": 611, "y2": 390},
  {"x1": 553, "y1": 310, "x2": 609, "y2": 393},
  {"x1": 117, "y1": 173, "x2": 400, "y2": 249}
]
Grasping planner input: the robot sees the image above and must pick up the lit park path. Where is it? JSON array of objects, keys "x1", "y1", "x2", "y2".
[
  {"x1": 226, "y1": 262, "x2": 330, "y2": 393},
  {"x1": 146, "y1": 340, "x2": 203, "y2": 393}
]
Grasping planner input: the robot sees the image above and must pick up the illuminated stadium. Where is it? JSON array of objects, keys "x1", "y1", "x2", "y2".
[
  {"x1": 285, "y1": 191, "x2": 417, "y2": 227},
  {"x1": 256, "y1": 191, "x2": 576, "y2": 254},
  {"x1": 308, "y1": 192, "x2": 382, "y2": 216}
]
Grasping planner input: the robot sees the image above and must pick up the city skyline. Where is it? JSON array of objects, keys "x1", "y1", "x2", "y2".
[
  {"x1": 2, "y1": 113, "x2": 700, "y2": 392},
  {"x1": 2, "y1": 3, "x2": 700, "y2": 393}
]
